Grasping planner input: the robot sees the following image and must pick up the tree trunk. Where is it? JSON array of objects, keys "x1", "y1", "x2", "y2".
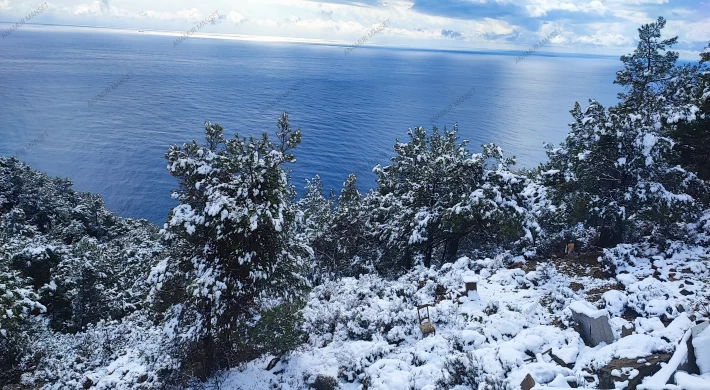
[
  {"x1": 442, "y1": 232, "x2": 462, "y2": 263},
  {"x1": 423, "y1": 241, "x2": 433, "y2": 268}
]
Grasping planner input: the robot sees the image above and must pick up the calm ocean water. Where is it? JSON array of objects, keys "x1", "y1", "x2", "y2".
[{"x1": 0, "y1": 28, "x2": 621, "y2": 225}]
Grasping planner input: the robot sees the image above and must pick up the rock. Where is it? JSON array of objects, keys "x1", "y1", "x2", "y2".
[
  {"x1": 597, "y1": 354, "x2": 672, "y2": 389},
  {"x1": 680, "y1": 289, "x2": 694, "y2": 296},
  {"x1": 677, "y1": 321, "x2": 708, "y2": 375},
  {"x1": 661, "y1": 314, "x2": 673, "y2": 327},
  {"x1": 520, "y1": 373, "x2": 535, "y2": 390},
  {"x1": 266, "y1": 356, "x2": 281, "y2": 371},
  {"x1": 621, "y1": 324, "x2": 634, "y2": 338},
  {"x1": 569, "y1": 301, "x2": 615, "y2": 347}
]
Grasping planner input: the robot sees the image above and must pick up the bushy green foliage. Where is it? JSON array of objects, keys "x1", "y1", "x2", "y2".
[{"x1": 246, "y1": 300, "x2": 305, "y2": 356}]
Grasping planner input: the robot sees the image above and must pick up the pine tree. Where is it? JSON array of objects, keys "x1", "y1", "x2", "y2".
[
  {"x1": 614, "y1": 16, "x2": 679, "y2": 121},
  {"x1": 160, "y1": 113, "x2": 309, "y2": 378},
  {"x1": 331, "y1": 174, "x2": 372, "y2": 275},
  {"x1": 669, "y1": 43, "x2": 710, "y2": 181},
  {"x1": 297, "y1": 175, "x2": 335, "y2": 279},
  {"x1": 371, "y1": 125, "x2": 530, "y2": 270},
  {"x1": 542, "y1": 99, "x2": 705, "y2": 246}
]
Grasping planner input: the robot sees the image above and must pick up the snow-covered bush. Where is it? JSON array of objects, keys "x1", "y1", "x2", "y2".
[
  {"x1": 0, "y1": 255, "x2": 45, "y2": 385},
  {"x1": 626, "y1": 277, "x2": 678, "y2": 317},
  {"x1": 22, "y1": 314, "x2": 177, "y2": 390},
  {"x1": 435, "y1": 352, "x2": 509, "y2": 390},
  {"x1": 600, "y1": 244, "x2": 655, "y2": 277},
  {"x1": 303, "y1": 275, "x2": 419, "y2": 346},
  {"x1": 297, "y1": 174, "x2": 374, "y2": 280}
]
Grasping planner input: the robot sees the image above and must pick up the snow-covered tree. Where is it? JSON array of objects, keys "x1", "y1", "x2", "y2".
[
  {"x1": 158, "y1": 113, "x2": 310, "y2": 378},
  {"x1": 541, "y1": 20, "x2": 709, "y2": 248},
  {"x1": 613, "y1": 18, "x2": 709, "y2": 182},
  {"x1": 614, "y1": 17, "x2": 679, "y2": 121},
  {"x1": 371, "y1": 125, "x2": 531, "y2": 271},
  {"x1": 296, "y1": 175, "x2": 335, "y2": 279},
  {"x1": 542, "y1": 99, "x2": 705, "y2": 246},
  {"x1": 669, "y1": 43, "x2": 710, "y2": 180},
  {"x1": 298, "y1": 174, "x2": 374, "y2": 279}
]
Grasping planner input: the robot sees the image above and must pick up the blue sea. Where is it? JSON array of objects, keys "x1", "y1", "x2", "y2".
[{"x1": 0, "y1": 28, "x2": 622, "y2": 225}]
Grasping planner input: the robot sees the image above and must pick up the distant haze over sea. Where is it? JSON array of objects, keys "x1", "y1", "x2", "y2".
[{"x1": 0, "y1": 28, "x2": 621, "y2": 224}]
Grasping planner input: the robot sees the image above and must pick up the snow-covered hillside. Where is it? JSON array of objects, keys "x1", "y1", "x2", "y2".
[{"x1": 218, "y1": 248, "x2": 710, "y2": 389}]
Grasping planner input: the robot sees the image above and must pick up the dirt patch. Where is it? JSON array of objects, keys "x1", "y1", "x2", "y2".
[{"x1": 518, "y1": 251, "x2": 610, "y2": 280}]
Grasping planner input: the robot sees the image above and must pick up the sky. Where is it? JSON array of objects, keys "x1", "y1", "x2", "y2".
[{"x1": 1, "y1": 0, "x2": 709, "y2": 59}]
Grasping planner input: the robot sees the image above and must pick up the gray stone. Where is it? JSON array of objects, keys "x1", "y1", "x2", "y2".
[
  {"x1": 678, "y1": 321, "x2": 709, "y2": 375},
  {"x1": 570, "y1": 304, "x2": 615, "y2": 347}
]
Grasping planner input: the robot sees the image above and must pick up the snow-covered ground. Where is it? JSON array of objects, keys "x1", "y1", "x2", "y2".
[{"x1": 215, "y1": 245, "x2": 710, "y2": 389}]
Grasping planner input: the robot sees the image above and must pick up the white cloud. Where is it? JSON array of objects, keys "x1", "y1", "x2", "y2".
[
  {"x1": 73, "y1": 1, "x2": 104, "y2": 15},
  {"x1": 684, "y1": 19, "x2": 710, "y2": 42},
  {"x1": 227, "y1": 11, "x2": 246, "y2": 23},
  {"x1": 138, "y1": 8, "x2": 205, "y2": 21},
  {"x1": 573, "y1": 32, "x2": 633, "y2": 47},
  {"x1": 0, "y1": 0, "x2": 706, "y2": 58}
]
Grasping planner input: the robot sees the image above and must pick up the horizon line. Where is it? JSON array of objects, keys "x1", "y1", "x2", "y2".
[{"x1": 1, "y1": 21, "x2": 623, "y2": 60}]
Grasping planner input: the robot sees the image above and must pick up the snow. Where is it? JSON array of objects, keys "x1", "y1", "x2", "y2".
[
  {"x1": 569, "y1": 300, "x2": 608, "y2": 319},
  {"x1": 603, "y1": 290, "x2": 628, "y2": 316},
  {"x1": 547, "y1": 373, "x2": 571, "y2": 387},
  {"x1": 693, "y1": 325, "x2": 710, "y2": 374},
  {"x1": 209, "y1": 246, "x2": 710, "y2": 389},
  {"x1": 638, "y1": 328, "x2": 691, "y2": 389},
  {"x1": 674, "y1": 372, "x2": 710, "y2": 390}
]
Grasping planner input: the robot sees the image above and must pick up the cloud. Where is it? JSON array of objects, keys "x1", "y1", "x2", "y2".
[
  {"x1": 441, "y1": 29, "x2": 464, "y2": 39},
  {"x1": 211, "y1": 13, "x2": 227, "y2": 25},
  {"x1": 2, "y1": 0, "x2": 707, "y2": 60},
  {"x1": 305, "y1": 0, "x2": 384, "y2": 6},
  {"x1": 137, "y1": 8, "x2": 204, "y2": 22},
  {"x1": 278, "y1": 15, "x2": 302, "y2": 26},
  {"x1": 227, "y1": 11, "x2": 246, "y2": 24}
]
